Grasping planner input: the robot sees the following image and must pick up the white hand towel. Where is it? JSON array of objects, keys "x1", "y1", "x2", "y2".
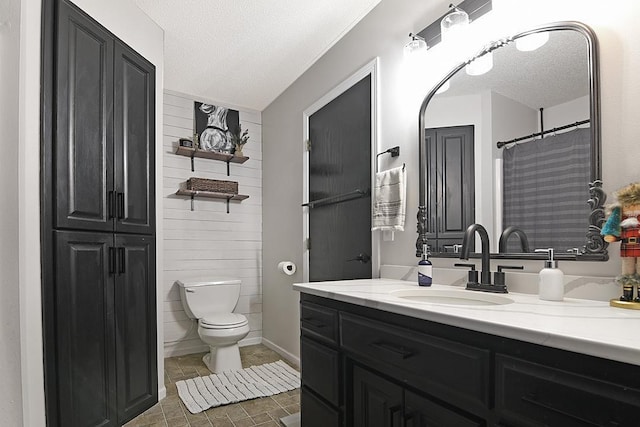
[{"x1": 372, "y1": 166, "x2": 406, "y2": 231}]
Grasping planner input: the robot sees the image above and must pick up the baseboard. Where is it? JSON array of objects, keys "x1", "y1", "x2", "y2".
[
  {"x1": 164, "y1": 342, "x2": 208, "y2": 358},
  {"x1": 239, "y1": 336, "x2": 262, "y2": 347},
  {"x1": 158, "y1": 385, "x2": 167, "y2": 400},
  {"x1": 262, "y1": 338, "x2": 300, "y2": 368}
]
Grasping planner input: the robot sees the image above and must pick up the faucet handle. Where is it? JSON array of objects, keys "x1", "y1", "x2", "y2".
[
  {"x1": 494, "y1": 265, "x2": 524, "y2": 287},
  {"x1": 454, "y1": 263, "x2": 478, "y2": 284}
]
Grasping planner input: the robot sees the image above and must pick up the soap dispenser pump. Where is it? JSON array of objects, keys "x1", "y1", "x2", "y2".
[
  {"x1": 535, "y1": 248, "x2": 564, "y2": 301},
  {"x1": 418, "y1": 244, "x2": 433, "y2": 286}
]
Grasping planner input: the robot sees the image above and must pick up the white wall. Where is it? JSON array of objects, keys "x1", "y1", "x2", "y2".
[
  {"x1": 262, "y1": 0, "x2": 640, "y2": 359},
  {"x1": 1, "y1": 0, "x2": 23, "y2": 424},
  {"x1": 161, "y1": 90, "x2": 263, "y2": 357},
  {"x1": 16, "y1": 0, "x2": 164, "y2": 424},
  {"x1": 543, "y1": 95, "x2": 590, "y2": 130}
]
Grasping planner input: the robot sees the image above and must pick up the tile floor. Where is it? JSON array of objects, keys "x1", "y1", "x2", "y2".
[{"x1": 125, "y1": 345, "x2": 300, "y2": 427}]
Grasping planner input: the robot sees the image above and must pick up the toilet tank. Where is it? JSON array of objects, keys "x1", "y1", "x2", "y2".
[{"x1": 176, "y1": 278, "x2": 241, "y2": 319}]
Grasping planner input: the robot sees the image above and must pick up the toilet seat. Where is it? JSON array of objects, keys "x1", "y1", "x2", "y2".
[{"x1": 199, "y1": 313, "x2": 248, "y2": 329}]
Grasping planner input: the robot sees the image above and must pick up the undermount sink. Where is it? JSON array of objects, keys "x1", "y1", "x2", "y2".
[{"x1": 390, "y1": 288, "x2": 514, "y2": 306}]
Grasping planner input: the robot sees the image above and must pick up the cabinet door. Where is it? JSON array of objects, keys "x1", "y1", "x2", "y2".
[
  {"x1": 54, "y1": 231, "x2": 117, "y2": 427},
  {"x1": 55, "y1": 0, "x2": 114, "y2": 232},
  {"x1": 114, "y1": 234, "x2": 157, "y2": 423},
  {"x1": 350, "y1": 364, "x2": 403, "y2": 427},
  {"x1": 113, "y1": 42, "x2": 156, "y2": 235},
  {"x1": 436, "y1": 126, "x2": 475, "y2": 242},
  {"x1": 424, "y1": 126, "x2": 475, "y2": 250},
  {"x1": 405, "y1": 390, "x2": 482, "y2": 427}
]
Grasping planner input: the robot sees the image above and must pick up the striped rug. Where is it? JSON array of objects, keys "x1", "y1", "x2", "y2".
[{"x1": 175, "y1": 360, "x2": 300, "y2": 414}]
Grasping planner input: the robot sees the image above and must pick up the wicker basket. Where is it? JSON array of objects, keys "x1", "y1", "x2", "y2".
[{"x1": 186, "y1": 177, "x2": 238, "y2": 194}]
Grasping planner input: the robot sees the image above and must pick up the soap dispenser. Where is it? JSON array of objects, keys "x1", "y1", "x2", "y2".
[
  {"x1": 418, "y1": 244, "x2": 433, "y2": 286},
  {"x1": 535, "y1": 248, "x2": 564, "y2": 301}
]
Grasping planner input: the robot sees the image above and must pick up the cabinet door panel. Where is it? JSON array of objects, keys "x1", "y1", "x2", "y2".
[
  {"x1": 54, "y1": 231, "x2": 117, "y2": 427},
  {"x1": 114, "y1": 42, "x2": 155, "y2": 235},
  {"x1": 301, "y1": 386, "x2": 341, "y2": 427},
  {"x1": 350, "y1": 364, "x2": 403, "y2": 427},
  {"x1": 55, "y1": 1, "x2": 114, "y2": 232},
  {"x1": 301, "y1": 336, "x2": 340, "y2": 405},
  {"x1": 496, "y1": 354, "x2": 640, "y2": 427},
  {"x1": 114, "y1": 234, "x2": 157, "y2": 422},
  {"x1": 405, "y1": 390, "x2": 482, "y2": 427}
]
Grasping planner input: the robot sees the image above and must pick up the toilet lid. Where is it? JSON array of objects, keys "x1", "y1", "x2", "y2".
[{"x1": 200, "y1": 313, "x2": 248, "y2": 329}]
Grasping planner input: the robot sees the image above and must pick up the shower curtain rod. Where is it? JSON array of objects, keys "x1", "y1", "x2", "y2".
[{"x1": 496, "y1": 119, "x2": 590, "y2": 149}]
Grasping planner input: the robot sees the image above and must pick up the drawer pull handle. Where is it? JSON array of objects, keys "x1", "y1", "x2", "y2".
[
  {"x1": 521, "y1": 394, "x2": 600, "y2": 426},
  {"x1": 371, "y1": 341, "x2": 414, "y2": 359},
  {"x1": 302, "y1": 317, "x2": 326, "y2": 328}
]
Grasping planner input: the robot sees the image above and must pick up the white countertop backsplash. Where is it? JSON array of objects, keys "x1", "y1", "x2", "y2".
[{"x1": 293, "y1": 270, "x2": 640, "y2": 367}]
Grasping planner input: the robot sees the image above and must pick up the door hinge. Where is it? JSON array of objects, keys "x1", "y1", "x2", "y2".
[
  {"x1": 306, "y1": 238, "x2": 311, "y2": 250},
  {"x1": 306, "y1": 139, "x2": 311, "y2": 151}
]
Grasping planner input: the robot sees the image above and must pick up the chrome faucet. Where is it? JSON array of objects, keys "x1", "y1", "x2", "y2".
[
  {"x1": 498, "y1": 226, "x2": 530, "y2": 253},
  {"x1": 460, "y1": 223, "x2": 510, "y2": 293}
]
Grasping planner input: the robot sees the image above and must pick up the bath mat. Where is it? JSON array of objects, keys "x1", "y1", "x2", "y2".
[{"x1": 175, "y1": 360, "x2": 300, "y2": 414}]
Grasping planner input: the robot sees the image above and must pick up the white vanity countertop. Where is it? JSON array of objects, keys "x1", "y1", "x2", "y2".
[{"x1": 293, "y1": 279, "x2": 640, "y2": 367}]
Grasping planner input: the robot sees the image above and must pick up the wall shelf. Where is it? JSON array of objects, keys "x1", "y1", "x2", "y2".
[
  {"x1": 175, "y1": 146, "x2": 249, "y2": 174},
  {"x1": 175, "y1": 188, "x2": 249, "y2": 213}
]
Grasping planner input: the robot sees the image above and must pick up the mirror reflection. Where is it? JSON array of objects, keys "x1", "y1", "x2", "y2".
[{"x1": 417, "y1": 22, "x2": 605, "y2": 260}]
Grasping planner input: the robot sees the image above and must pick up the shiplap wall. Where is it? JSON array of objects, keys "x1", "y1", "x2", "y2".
[{"x1": 162, "y1": 90, "x2": 262, "y2": 357}]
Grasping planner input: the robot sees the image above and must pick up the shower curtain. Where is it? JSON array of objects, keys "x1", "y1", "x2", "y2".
[{"x1": 502, "y1": 127, "x2": 591, "y2": 253}]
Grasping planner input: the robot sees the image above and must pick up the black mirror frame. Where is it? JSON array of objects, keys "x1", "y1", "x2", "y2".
[{"x1": 416, "y1": 21, "x2": 607, "y2": 261}]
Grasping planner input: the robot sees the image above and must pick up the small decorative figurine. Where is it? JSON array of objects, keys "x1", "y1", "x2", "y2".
[{"x1": 602, "y1": 182, "x2": 640, "y2": 302}]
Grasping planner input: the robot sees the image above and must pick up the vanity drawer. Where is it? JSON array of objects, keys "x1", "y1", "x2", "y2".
[
  {"x1": 301, "y1": 336, "x2": 340, "y2": 406},
  {"x1": 340, "y1": 312, "x2": 490, "y2": 410},
  {"x1": 301, "y1": 301, "x2": 338, "y2": 344},
  {"x1": 496, "y1": 354, "x2": 640, "y2": 427}
]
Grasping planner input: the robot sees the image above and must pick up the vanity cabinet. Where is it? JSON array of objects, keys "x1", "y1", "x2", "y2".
[{"x1": 299, "y1": 293, "x2": 640, "y2": 427}]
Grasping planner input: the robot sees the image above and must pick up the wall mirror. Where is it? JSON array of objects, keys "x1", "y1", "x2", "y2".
[{"x1": 416, "y1": 21, "x2": 607, "y2": 261}]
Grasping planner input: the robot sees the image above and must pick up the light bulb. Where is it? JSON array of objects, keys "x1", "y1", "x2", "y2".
[
  {"x1": 516, "y1": 32, "x2": 549, "y2": 52},
  {"x1": 441, "y1": 7, "x2": 469, "y2": 43},
  {"x1": 403, "y1": 37, "x2": 427, "y2": 59},
  {"x1": 466, "y1": 52, "x2": 493, "y2": 76}
]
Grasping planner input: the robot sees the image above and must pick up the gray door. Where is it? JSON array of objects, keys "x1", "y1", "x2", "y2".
[{"x1": 308, "y1": 75, "x2": 372, "y2": 282}]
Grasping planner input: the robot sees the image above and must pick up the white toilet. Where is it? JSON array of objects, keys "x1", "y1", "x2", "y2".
[{"x1": 177, "y1": 278, "x2": 250, "y2": 373}]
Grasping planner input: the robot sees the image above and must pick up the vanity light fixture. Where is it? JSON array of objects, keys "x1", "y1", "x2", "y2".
[
  {"x1": 403, "y1": 33, "x2": 428, "y2": 61},
  {"x1": 441, "y1": 3, "x2": 469, "y2": 43},
  {"x1": 516, "y1": 32, "x2": 550, "y2": 51}
]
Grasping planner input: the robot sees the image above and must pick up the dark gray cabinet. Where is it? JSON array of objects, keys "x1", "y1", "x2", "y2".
[
  {"x1": 55, "y1": 0, "x2": 155, "y2": 235},
  {"x1": 351, "y1": 364, "x2": 403, "y2": 427},
  {"x1": 114, "y1": 234, "x2": 157, "y2": 421},
  {"x1": 300, "y1": 293, "x2": 640, "y2": 427},
  {"x1": 424, "y1": 125, "x2": 475, "y2": 253},
  {"x1": 54, "y1": 231, "x2": 156, "y2": 426},
  {"x1": 42, "y1": 1, "x2": 157, "y2": 425},
  {"x1": 54, "y1": 232, "x2": 117, "y2": 427}
]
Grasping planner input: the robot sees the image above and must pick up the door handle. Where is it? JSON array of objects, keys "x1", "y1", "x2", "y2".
[
  {"x1": 107, "y1": 191, "x2": 115, "y2": 219},
  {"x1": 117, "y1": 192, "x2": 125, "y2": 220},
  {"x1": 108, "y1": 247, "x2": 116, "y2": 275},
  {"x1": 117, "y1": 247, "x2": 126, "y2": 274},
  {"x1": 347, "y1": 253, "x2": 371, "y2": 264}
]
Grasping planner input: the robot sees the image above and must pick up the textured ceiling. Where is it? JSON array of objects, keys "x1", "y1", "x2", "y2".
[
  {"x1": 436, "y1": 30, "x2": 589, "y2": 109},
  {"x1": 133, "y1": 0, "x2": 382, "y2": 111}
]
